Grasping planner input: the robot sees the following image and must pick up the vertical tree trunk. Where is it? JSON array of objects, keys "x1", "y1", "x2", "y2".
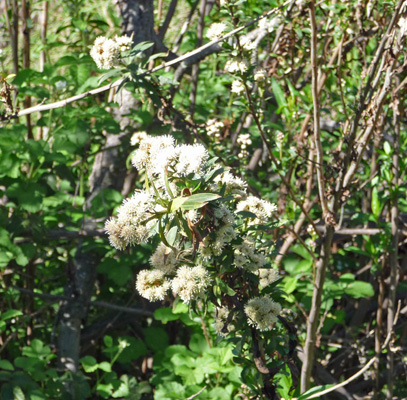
[
  {"x1": 57, "y1": 0, "x2": 160, "y2": 385},
  {"x1": 300, "y1": 225, "x2": 334, "y2": 392},
  {"x1": 11, "y1": 0, "x2": 19, "y2": 75},
  {"x1": 21, "y1": 0, "x2": 32, "y2": 139},
  {"x1": 386, "y1": 88, "x2": 401, "y2": 400}
]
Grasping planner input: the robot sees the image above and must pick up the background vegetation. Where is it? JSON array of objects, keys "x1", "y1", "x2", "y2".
[{"x1": 0, "y1": 0, "x2": 406, "y2": 399}]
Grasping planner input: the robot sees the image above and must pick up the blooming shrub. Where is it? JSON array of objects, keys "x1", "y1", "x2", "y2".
[{"x1": 105, "y1": 133, "x2": 282, "y2": 335}]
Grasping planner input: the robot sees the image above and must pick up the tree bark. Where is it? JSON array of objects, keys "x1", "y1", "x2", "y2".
[{"x1": 57, "y1": 0, "x2": 161, "y2": 385}]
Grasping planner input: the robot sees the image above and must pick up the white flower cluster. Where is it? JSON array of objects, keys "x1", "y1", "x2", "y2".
[
  {"x1": 207, "y1": 118, "x2": 224, "y2": 140},
  {"x1": 105, "y1": 190, "x2": 155, "y2": 250},
  {"x1": 130, "y1": 131, "x2": 148, "y2": 146},
  {"x1": 210, "y1": 170, "x2": 247, "y2": 199},
  {"x1": 276, "y1": 131, "x2": 285, "y2": 144},
  {"x1": 136, "y1": 269, "x2": 171, "y2": 301},
  {"x1": 225, "y1": 59, "x2": 249, "y2": 74},
  {"x1": 172, "y1": 265, "x2": 212, "y2": 303},
  {"x1": 231, "y1": 80, "x2": 245, "y2": 94},
  {"x1": 90, "y1": 35, "x2": 133, "y2": 69},
  {"x1": 131, "y1": 134, "x2": 209, "y2": 181},
  {"x1": 244, "y1": 295, "x2": 282, "y2": 330},
  {"x1": 207, "y1": 22, "x2": 227, "y2": 41},
  {"x1": 254, "y1": 69, "x2": 267, "y2": 83},
  {"x1": 136, "y1": 244, "x2": 212, "y2": 303},
  {"x1": 237, "y1": 133, "x2": 252, "y2": 159},
  {"x1": 233, "y1": 236, "x2": 267, "y2": 272},
  {"x1": 236, "y1": 195, "x2": 277, "y2": 226},
  {"x1": 115, "y1": 35, "x2": 133, "y2": 52},
  {"x1": 239, "y1": 37, "x2": 256, "y2": 51},
  {"x1": 258, "y1": 268, "x2": 279, "y2": 288}
]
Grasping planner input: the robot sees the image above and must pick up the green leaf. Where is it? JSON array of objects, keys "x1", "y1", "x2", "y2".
[
  {"x1": 0, "y1": 360, "x2": 14, "y2": 371},
  {"x1": 130, "y1": 41, "x2": 154, "y2": 54},
  {"x1": 170, "y1": 196, "x2": 188, "y2": 212},
  {"x1": 98, "y1": 361, "x2": 111, "y2": 372},
  {"x1": 1, "y1": 309, "x2": 23, "y2": 321},
  {"x1": 236, "y1": 210, "x2": 258, "y2": 219},
  {"x1": 216, "y1": 278, "x2": 236, "y2": 296},
  {"x1": 154, "y1": 307, "x2": 180, "y2": 324},
  {"x1": 383, "y1": 141, "x2": 391, "y2": 155},
  {"x1": 180, "y1": 193, "x2": 221, "y2": 211},
  {"x1": 104, "y1": 335, "x2": 113, "y2": 348},
  {"x1": 344, "y1": 281, "x2": 374, "y2": 298},
  {"x1": 13, "y1": 386, "x2": 25, "y2": 400},
  {"x1": 371, "y1": 187, "x2": 381, "y2": 219},
  {"x1": 116, "y1": 337, "x2": 147, "y2": 363},
  {"x1": 144, "y1": 327, "x2": 169, "y2": 352},
  {"x1": 166, "y1": 226, "x2": 178, "y2": 247},
  {"x1": 272, "y1": 78, "x2": 289, "y2": 118},
  {"x1": 189, "y1": 333, "x2": 210, "y2": 354},
  {"x1": 80, "y1": 355, "x2": 98, "y2": 373}
]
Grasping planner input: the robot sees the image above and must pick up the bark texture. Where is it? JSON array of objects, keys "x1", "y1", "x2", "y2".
[{"x1": 57, "y1": 0, "x2": 161, "y2": 383}]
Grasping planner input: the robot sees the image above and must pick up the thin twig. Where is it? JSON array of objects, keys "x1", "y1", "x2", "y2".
[
  {"x1": 184, "y1": 386, "x2": 207, "y2": 400},
  {"x1": 309, "y1": 0, "x2": 330, "y2": 224}
]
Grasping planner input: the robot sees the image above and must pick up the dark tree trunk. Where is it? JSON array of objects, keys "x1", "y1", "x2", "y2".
[{"x1": 56, "y1": 0, "x2": 161, "y2": 388}]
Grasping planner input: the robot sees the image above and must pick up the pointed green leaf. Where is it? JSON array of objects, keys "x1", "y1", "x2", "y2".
[
  {"x1": 272, "y1": 78, "x2": 289, "y2": 118},
  {"x1": 166, "y1": 225, "x2": 178, "y2": 247},
  {"x1": 371, "y1": 187, "x2": 381, "y2": 219},
  {"x1": 1, "y1": 310, "x2": 23, "y2": 321},
  {"x1": 180, "y1": 193, "x2": 221, "y2": 211}
]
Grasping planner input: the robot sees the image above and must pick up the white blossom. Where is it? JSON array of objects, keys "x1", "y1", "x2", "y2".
[
  {"x1": 131, "y1": 134, "x2": 175, "y2": 171},
  {"x1": 175, "y1": 144, "x2": 209, "y2": 176},
  {"x1": 237, "y1": 133, "x2": 252, "y2": 147},
  {"x1": 225, "y1": 59, "x2": 249, "y2": 74},
  {"x1": 240, "y1": 37, "x2": 256, "y2": 51},
  {"x1": 207, "y1": 22, "x2": 227, "y2": 41},
  {"x1": 172, "y1": 265, "x2": 211, "y2": 303},
  {"x1": 211, "y1": 170, "x2": 247, "y2": 199},
  {"x1": 136, "y1": 270, "x2": 171, "y2": 301},
  {"x1": 104, "y1": 218, "x2": 126, "y2": 250},
  {"x1": 276, "y1": 131, "x2": 285, "y2": 144},
  {"x1": 244, "y1": 296, "x2": 281, "y2": 330},
  {"x1": 207, "y1": 118, "x2": 224, "y2": 139},
  {"x1": 231, "y1": 80, "x2": 245, "y2": 94},
  {"x1": 254, "y1": 69, "x2": 267, "y2": 82},
  {"x1": 233, "y1": 236, "x2": 267, "y2": 272},
  {"x1": 90, "y1": 36, "x2": 121, "y2": 69},
  {"x1": 115, "y1": 35, "x2": 133, "y2": 52},
  {"x1": 258, "y1": 268, "x2": 280, "y2": 288},
  {"x1": 105, "y1": 190, "x2": 156, "y2": 249},
  {"x1": 130, "y1": 131, "x2": 148, "y2": 146},
  {"x1": 236, "y1": 195, "x2": 277, "y2": 226}
]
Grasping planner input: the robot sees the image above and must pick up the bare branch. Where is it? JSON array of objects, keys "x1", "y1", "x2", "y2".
[{"x1": 309, "y1": 0, "x2": 330, "y2": 224}]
